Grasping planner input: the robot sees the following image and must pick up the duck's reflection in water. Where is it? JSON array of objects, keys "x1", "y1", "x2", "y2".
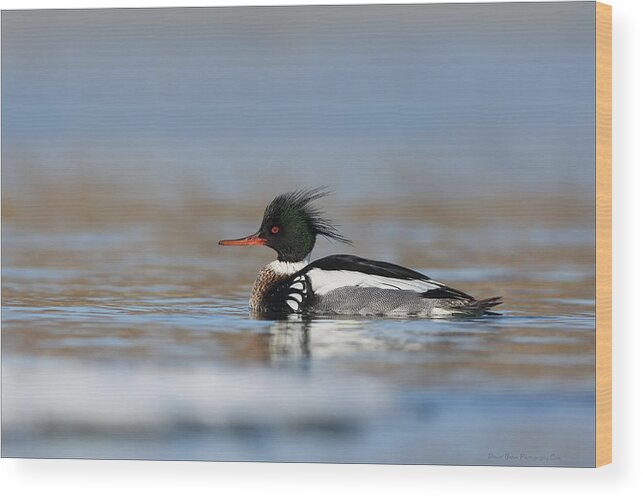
[
  {"x1": 266, "y1": 319, "x2": 311, "y2": 361},
  {"x1": 249, "y1": 313, "x2": 370, "y2": 365}
]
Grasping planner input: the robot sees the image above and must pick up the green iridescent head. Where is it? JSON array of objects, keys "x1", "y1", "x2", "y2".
[
  {"x1": 219, "y1": 188, "x2": 351, "y2": 262},
  {"x1": 258, "y1": 188, "x2": 351, "y2": 262}
]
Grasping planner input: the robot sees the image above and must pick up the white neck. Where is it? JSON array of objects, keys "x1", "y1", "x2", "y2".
[{"x1": 267, "y1": 259, "x2": 308, "y2": 276}]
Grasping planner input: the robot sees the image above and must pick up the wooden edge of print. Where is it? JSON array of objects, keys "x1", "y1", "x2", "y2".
[{"x1": 595, "y1": 1, "x2": 612, "y2": 468}]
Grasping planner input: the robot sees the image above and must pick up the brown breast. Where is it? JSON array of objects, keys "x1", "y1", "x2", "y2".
[{"x1": 249, "y1": 266, "x2": 290, "y2": 312}]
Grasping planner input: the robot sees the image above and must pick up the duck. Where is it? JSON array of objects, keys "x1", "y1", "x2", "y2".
[{"x1": 219, "y1": 188, "x2": 501, "y2": 318}]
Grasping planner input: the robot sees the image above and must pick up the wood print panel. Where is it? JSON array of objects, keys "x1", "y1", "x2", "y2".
[{"x1": 595, "y1": 1, "x2": 612, "y2": 468}]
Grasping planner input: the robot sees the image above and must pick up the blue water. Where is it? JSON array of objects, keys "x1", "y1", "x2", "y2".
[
  {"x1": 2, "y1": 3, "x2": 595, "y2": 201},
  {"x1": 2, "y1": 218, "x2": 596, "y2": 465}
]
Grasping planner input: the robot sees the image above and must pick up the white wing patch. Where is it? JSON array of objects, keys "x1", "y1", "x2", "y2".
[
  {"x1": 286, "y1": 299, "x2": 300, "y2": 311},
  {"x1": 306, "y1": 269, "x2": 445, "y2": 296},
  {"x1": 283, "y1": 275, "x2": 309, "y2": 312}
]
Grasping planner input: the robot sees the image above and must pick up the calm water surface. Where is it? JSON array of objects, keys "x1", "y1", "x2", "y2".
[{"x1": 2, "y1": 208, "x2": 595, "y2": 466}]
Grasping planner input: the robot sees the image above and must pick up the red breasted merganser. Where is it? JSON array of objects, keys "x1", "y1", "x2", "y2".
[{"x1": 219, "y1": 188, "x2": 502, "y2": 318}]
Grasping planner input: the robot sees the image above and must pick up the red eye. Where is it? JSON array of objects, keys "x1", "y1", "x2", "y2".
[{"x1": 271, "y1": 226, "x2": 280, "y2": 234}]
